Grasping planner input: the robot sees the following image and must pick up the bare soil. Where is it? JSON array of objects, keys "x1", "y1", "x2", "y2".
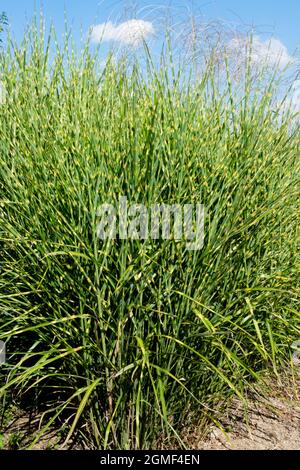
[
  {"x1": 184, "y1": 371, "x2": 300, "y2": 450},
  {"x1": 2, "y1": 371, "x2": 300, "y2": 450}
]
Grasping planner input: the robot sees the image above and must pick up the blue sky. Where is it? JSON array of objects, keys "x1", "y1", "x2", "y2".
[{"x1": 0, "y1": 0, "x2": 299, "y2": 54}]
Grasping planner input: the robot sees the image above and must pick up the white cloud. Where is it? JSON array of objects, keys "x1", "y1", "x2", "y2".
[
  {"x1": 91, "y1": 20, "x2": 155, "y2": 48},
  {"x1": 274, "y1": 80, "x2": 300, "y2": 119},
  {"x1": 284, "y1": 80, "x2": 300, "y2": 113},
  {"x1": 227, "y1": 36, "x2": 296, "y2": 69}
]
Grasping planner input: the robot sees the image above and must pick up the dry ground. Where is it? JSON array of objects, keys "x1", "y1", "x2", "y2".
[
  {"x1": 1, "y1": 370, "x2": 299, "y2": 450},
  {"x1": 184, "y1": 370, "x2": 300, "y2": 450}
]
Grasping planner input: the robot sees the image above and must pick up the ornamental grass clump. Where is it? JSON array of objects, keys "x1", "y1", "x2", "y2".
[{"x1": 0, "y1": 23, "x2": 299, "y2": 449}]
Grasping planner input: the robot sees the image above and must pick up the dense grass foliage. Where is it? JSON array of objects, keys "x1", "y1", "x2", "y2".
[{"x1": 0, "y1": 27, "x2": 300, "y2": 449}]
